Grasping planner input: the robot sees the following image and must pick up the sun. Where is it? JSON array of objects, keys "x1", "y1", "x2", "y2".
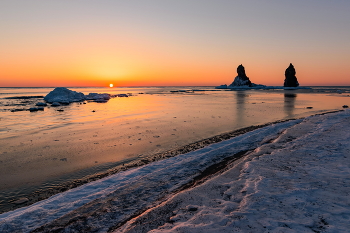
[{"x1": 109, "y1": 83, "x2": 114, "y2": 88}]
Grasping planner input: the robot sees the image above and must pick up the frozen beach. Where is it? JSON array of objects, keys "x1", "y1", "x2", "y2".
[
  {"x1": 2, "y1": 86, "x2": 349, "y2": 214},
  {"x1": 1, "y1": 109, "x2": 350, "y2": 232},
  {"x1": 118, "y1": 109, "x2": 350, "y2": 233}
]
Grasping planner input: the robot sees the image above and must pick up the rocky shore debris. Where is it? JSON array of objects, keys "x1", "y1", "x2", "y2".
[
  {"x1": 284, "y1": 63, "x2": 299, "y2": 87},
  {"x1": 35, "y1": 102, "x2": 47, "y2": 106}
]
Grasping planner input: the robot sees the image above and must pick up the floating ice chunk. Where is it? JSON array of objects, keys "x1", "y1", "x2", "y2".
[
  {"x1": 10, "y1": 109, "x2": 26, "y2": 112},
  {"x1": 215, "y1": 84, "x2": 228, "y2": 89},
  {"x1": 29, "y1": 107, "x2": 44, "y2": 111},
  {"x1": 85, "y1": 93, "x2": 111, "y2": 101},
  {"x1": 59, "y1": 100, "x2": 70, "y2": 105},
  {"x1": 116, "y1": 94, "x2": 128, "y2": 97},
  {"x1": 215, "y1": 85, "x2": 311, "y2": 90},
  {"x1": 44, "y1": 87, "x2": 85, "y2": 103},
  {"x1": 35, "y1": 102, "x2": 47, "y2": 106},
  {"x1": 271, "y1": 86, "x2": 311, "y2": 90},
  {"x1": 29, "y1": 108, "x2": 39, "y2": 112},
  {"x1": 94, "y1": 98, "x2": 108, "y2": 103},
  {"x1": 51, "y1": 102, "x2": 61, "y2": 107}
]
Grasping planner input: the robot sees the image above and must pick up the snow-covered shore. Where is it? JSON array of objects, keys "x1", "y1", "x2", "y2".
[
  {"x1": 1, "y1": 110, "x2": 350, "y2": 232},
  {"x1": 119, "y1": 110, "x2": 350, "y2": 233}
]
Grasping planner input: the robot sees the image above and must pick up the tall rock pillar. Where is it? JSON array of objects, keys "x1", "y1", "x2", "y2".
[{"x1": 284, "y1": 63, "x2": 299, "y2": 87}]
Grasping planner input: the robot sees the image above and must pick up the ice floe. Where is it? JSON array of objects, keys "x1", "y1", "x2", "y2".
[
  {"x1": 85, "y1": 93, "x2": 111, "y2": 101},
  {"x1": 44, "y1": 87, "x2": 85, "y2": 103},
  {"x1": 215, "y1": 85, "x2": 311, "y2": 90},
  {"x1": 43, "y1": 88, "x2": 129, "y2": 105},
  {"x1": 35, "y1": 102, "x2": 47, "y2": 106}
]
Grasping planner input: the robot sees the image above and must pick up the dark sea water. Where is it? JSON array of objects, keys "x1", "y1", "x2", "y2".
[{"x1": 0, "y1": 86, "x2": 349, "y2": 213}]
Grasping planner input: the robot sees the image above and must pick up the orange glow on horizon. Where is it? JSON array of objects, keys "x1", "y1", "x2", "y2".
[
  {"x1": 1, "y1": 25, "x2": 349, "y2": 87},
  {"x1": 1, "y1": 54, "x2": 350, "y2": 87}
]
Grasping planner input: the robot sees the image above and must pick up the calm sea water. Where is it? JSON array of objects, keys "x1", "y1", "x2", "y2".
[{"x1": 0, "y1": 86, "x2": 349, "y2": 213}]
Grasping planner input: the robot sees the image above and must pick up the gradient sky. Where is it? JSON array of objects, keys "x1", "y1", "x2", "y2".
[{"x1": 1, "y1": 0, "x2": 350, "y2": 87}]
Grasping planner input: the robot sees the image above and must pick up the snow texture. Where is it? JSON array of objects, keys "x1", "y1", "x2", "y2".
[
  {"x1": 1, "y1": 110, "x2": 350, "y2": 232},
  {"x1": 0, "y1": 120, "x2": 300, "y2": 232},
  {"x1": 118, "y1": 110, "x2": 350, "y2": 233}
]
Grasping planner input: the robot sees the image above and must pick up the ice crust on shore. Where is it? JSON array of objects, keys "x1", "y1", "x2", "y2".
[
  {"x1": 1, "y1": 110, "x2": 350, "y2": 232},
  {"x1": 215, "y1": 85, "x2": 311, "y2": 90},
  {"x1": 0, "y1": 120, "x2": 301, "y2": 232},
  {"x1": 43, "y1": 87, "x2": 113, "y2": 103}
]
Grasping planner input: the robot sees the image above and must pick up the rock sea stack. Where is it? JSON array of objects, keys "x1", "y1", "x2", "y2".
[
  {"x1": 228, "y1": 64, "x2": 252, "y2": 87},
  {"x1": 284, "y1": 63, "x2": 299, "y2": 87},
  {"x1": 216, "y1": 64, "x2": 265, "y2": 89}
]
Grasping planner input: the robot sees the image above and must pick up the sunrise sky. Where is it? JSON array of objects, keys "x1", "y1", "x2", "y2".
[{"x1": 1, "y1": 0, "x2": 349, "y2": 87}]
